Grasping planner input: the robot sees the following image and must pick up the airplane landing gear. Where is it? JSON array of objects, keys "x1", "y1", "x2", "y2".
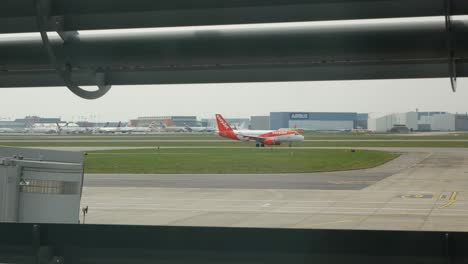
[
  {"x1": 256, "y1": 143, "x2": 260, "y2": 147},
  {"x1": 261, "y1": 143, "x2": 265, "y2": 147}
]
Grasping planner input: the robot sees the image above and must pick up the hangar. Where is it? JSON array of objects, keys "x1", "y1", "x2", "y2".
[
  {"x1": 369, "y1": 112, "x2": 468, "y2": 132},
  {"x1": 269, "y1": 112, "x2": 367, "y2": 131}
]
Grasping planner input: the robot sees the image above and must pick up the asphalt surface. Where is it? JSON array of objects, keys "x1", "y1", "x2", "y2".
[
  {"x1": 80, "y1": 147, "x2": 468, "y2": 231},
  {"x1": 84, "y1": 172, "x2": 390, "y2": 190}
]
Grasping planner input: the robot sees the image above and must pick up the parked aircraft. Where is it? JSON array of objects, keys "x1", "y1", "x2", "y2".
[
  {"x1": 123, "y1": 122, "x2": 157, "y2": 133},
  {"x1": 184, "y1": 125, "x2": 216, "y2": 132},
  {"x1": 158, "y1": 122, "x2": 187, "y2": 132},
  {"x1": 56, "y1": 122, "x2": 88, "y2": 134},
  {"x1": 0, "y1": 127, "x2": 15, "y2": 133},
  {"x1": 215, "y1": 114, "x2": 304, "y2": 147},
  {"x1": 95, "y1": 122, "x2": 122, "y2": 133},
  {"x1": 27, "y1": 124, "x2": 58, "y2": 134}
]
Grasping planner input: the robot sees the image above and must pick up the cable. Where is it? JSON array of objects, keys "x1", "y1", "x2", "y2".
[
  {"x1": 35, "y1": 0, "x2": 112, "y2": 99},
  {"x1": 445, "y1": 0, "x2": 457, "y2": 92}
]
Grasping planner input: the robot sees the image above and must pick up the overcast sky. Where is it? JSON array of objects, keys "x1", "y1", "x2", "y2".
[{"x1": 0, "y1": 78, "x2": 467, "y2": 122}]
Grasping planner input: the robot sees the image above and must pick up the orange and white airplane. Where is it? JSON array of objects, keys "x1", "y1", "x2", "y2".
[{"x1": 215, "y1": 114, "x2": 304, "y2": 147}]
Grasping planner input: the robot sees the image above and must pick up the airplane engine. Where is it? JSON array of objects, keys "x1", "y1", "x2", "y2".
[{"x1": 263, "y1": 138, "x2": 281, "y2": 145}]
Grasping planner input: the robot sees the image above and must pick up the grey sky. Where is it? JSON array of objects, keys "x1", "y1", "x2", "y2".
[{"x1": 0, "y1": 78, "x2": 467, "y2": 122}]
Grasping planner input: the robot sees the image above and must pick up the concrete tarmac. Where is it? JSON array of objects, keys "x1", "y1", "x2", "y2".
[{"x1": 79, "y1": 147, "x2": 468, "y2": 231}]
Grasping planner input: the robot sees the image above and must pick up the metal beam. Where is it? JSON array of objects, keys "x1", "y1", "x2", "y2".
[
  {"x1": 1, "y1": 0, "x2": 468, "y2": 33},
  {"x1": 1, "y1": 60, "x2": 467, "y2": 88},
  {"x1": 1, "y1": 19, "x2": 467, "y2": 69},
  {"x1": 0, "y1": 223, "x2": 467, "y2": 264},
  {"x1": 1, "y1": 18, "x2": 468, "y2": 88}
]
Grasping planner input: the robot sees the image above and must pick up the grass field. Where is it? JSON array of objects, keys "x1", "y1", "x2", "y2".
[{"x1": 84, "y1": 148, "x2": 398, "y2": 174}]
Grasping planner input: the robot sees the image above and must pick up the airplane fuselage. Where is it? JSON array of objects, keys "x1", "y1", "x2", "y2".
[{"x1": 225, "y1": 129, "x2": 304, "y2": 143}]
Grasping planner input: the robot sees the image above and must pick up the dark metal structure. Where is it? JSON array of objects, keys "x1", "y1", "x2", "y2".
[
  {"x1": 1, "y1": 223, "x2": 468, "y2": 264},
  {"x1": 2, "y1": 0, "x2": 468, "y2": 32},
  {"x1": 1, "y1": 0, "x2": 468, "y2": 98},
  {"x1": 2, "y1": 1, "x2": 468, "y2": 263}
]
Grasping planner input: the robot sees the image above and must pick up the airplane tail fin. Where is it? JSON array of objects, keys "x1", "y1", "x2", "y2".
[
  {"x1": 55, "y1": 122, "x2": 62, "y2": 132},
  {"x1": 215, "y1": 114, "x2": 234, "y2": 132}
]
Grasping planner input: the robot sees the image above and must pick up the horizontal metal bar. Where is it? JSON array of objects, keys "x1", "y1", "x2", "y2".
[
  {"x1": 1, "y1": 0, "x2": 468, "y2": 33},
  {"x1": 0, "y1": 223, "x2": 467, "y2": 264},
  {"x1": 1, "y1": 19, "x2": 468, "y2": 71},
  {"x1": 1, "y1": 60, "x2": 467, "y2": 88}
]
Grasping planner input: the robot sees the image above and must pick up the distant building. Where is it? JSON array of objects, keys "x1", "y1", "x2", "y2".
[
  {"x1": 14, "y1": 116, "x2": 61, "y2": 126},
  {"x1": 270, "y1": 112, "x2": 366, "y2": 131},
  {"x1": 369, "y1": 111, "x2": 468, "y2": 132},
  {"x1": 131, "y1": 116, "x2": 201, "y2": 127},
  {"x1": 250, "y1": 116, "x2": 270, "y2": 130},
  {"x1": 0, "y1": 121, "x2": 26, "y2": 130},
  {"x1": 356, "y1": 113, "x2": 369, "y2": 129}
]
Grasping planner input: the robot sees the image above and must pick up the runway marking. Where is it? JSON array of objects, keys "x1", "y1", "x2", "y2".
[
  {"x1": 438, "y1": 192, "x2": 458, "y2": 209},
  {"x1": 83, "y1": 204, "x2": 438, "y2": 212},
  {"x1": 399, "y1": 193, "x2": 433, "y2": 199},
  {"x1": 85, "y1": 206, "x2": 448, "y2": 216},
  {"x1": 83, "y1": 198, "x2": 447, "y2": 205}
]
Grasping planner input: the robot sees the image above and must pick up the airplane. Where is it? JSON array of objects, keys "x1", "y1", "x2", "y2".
[
  {"x1": 0, "y1": 127, "x2": 15, "y2": 133},
  {"x1": 56, "y1": 122, "x2": 88, "y2": 134},
  {"x1": 215, "y1": 114, "x2": 304, "y2": 147},
  {"x1": 122, "y1": 122, "x2": 157, "y2": 133},
  {"x1": 27, "y1": 123, "x2": 58, "y2": 134},
  {"x1": 184, "y1": 125, "x2": 216, "y2": 133},
  {"x1": 158, "y1": 122, "x2": 187, "y2": 132},
  {"x1": 279, "y1": 125, "x2": 305, "y2": 133},
  {"x1": 95, "y1": 121, "x2": 123, "y2": 134}
]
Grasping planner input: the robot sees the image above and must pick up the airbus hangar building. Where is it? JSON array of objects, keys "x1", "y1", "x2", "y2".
[{"x1": 269, "y1": 112, "x2": 368, "y2": 131}]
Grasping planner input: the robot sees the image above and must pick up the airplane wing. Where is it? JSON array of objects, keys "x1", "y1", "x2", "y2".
[{"x1": 236, "y1": 132, "x2": 264, "y2": 142}]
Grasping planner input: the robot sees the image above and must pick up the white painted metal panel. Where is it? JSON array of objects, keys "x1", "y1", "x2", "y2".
[
  {"x1": 0, "y1": 164, "x2": 19, "y2": 222},
  {"x1": 0, "y1": 147, "x2": 84, "y2": 224}
]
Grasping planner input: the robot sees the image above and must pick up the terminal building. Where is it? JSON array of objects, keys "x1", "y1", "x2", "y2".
[
  {"x1": 269, "y1": 112, "x2": 367, "y2": 131},
  {"x1": 0, "y1": 116, "x2": 62, "y2": 132},
  {"x1": 14, "y1": 116, "x2": 61, "y2": 125},
  {"x1": 0, "y1": 121, "x2": 26, "y2": 131},
  {"x1": 368, "y1": 111, "x2": 468, "y2": 132},
  {"x1": 130, "y1": 116, "x2": 201, "y2": 127}
]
